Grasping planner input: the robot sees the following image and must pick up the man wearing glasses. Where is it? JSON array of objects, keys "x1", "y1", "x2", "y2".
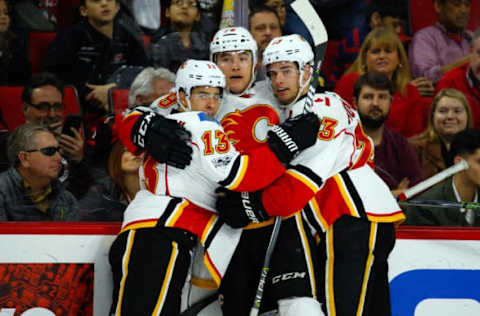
[
  {"x1": 0, "y1": 123, "x2": 80, "y2": 221},
  {"x1": 20, "y1": 72, "x2": 92, "y2": 199}
]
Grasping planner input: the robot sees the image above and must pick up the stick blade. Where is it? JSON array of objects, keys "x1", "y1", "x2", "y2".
[{"x1": 291, "y1": 0, "x2": 328, "y2": 46}]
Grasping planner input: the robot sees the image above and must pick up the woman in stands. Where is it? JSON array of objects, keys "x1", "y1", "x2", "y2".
[
  {"x1": 0, "y1": 0, "x2": 30, "y2": 85},
  {"x1": 335, "y1": 27, "x2": 426, "y2": 138},
  {"x1": 409, "y1": 88, "x2": 473, "y2": 179},
  {"x1": 79, "y1": 141, "x2": 142, "y2": 221}
]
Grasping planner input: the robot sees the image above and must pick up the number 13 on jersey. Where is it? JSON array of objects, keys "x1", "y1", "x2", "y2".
[{"x1": 202, "y1": 130, "x2": 231, "y2": 155}]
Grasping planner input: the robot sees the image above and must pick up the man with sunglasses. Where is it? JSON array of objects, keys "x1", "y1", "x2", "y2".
[
  {"x1": 0, "y1": 123, "x2": 80, "y2": 221},
  {"x1": 20, "y1": 72, "x2": 92, "y2": 199}
]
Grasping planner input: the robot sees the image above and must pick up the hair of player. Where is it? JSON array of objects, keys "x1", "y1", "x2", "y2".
[
  {"x1": 353, "y1": 71, "x2": 395, "y2": 101},
  {"x1": 128, "y1": 67, "x2": 176, "y2": 107},
  {"x1": 449, "y1": 129, "x2": 480, "y2": 164},
  {"x1": 7, "y1": 123, "x2": 50, "y2": 168},
  {"x1": 426, "y1": 88, "x2": 473, "y2": 143},
  {"x1": 346, "y1": 27, "x2": 411, "y2": 96},
  {"x1": 22, "y1": 72, "x2": 64, "y2": 105}
]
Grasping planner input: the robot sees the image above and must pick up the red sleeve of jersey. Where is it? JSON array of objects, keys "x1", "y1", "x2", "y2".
[
  {"x1": 230, "y1": 145, "x2": 286, "y2": 192},
  {"x1": 115, "y1": 112, "x2": 144, "y2": 154},
  {"x1": 261, "y1": 172, "x2": 316, "y2": 217}
]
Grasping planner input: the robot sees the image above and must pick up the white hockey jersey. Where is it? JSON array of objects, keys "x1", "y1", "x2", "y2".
[
  {"x1": 117, "y1": 108, "x2": 286, "y2": 284},
  {"x1": 260, "y1": 92, "x2": 405, "y2": 232}
]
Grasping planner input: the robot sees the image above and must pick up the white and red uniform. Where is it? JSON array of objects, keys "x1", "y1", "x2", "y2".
[
  {"x1": 260, "y1": 91, "x2": 404, "y2": 228},
  {"x1": 258, "y1": 92, "x2": 404, "y2": 316},
  {"x1": 109, "y1": 104, "x2": 286, "y2": 315}
]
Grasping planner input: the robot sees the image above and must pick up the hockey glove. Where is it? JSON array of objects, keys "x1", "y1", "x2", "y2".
[
  {"x1": 215, "y1": 187, "x2": 270, "y2": 228},
  {"x1": 132, "y1": 112, "x2": 193, "y2": 169},
  {"x1": 267, "y1": 112, "x2": 320, "y2": 164}
]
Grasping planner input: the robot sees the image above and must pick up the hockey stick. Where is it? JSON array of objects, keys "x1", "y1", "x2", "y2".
[
  {"x1": 399, "y1": 199, "x2": 480, "y2": 210},
  {"x1": 291, "y1": 0, "x2": 328, "y2": 110},
  {"x1": 250, "y1": 216, "x2": 282, "y2": 316},
  {"x1": 398, "y1": 159, "x2": 469, "y2": 201},
  {"x1": 249, "y1": 3, "x2": 327, "y2": 316}
]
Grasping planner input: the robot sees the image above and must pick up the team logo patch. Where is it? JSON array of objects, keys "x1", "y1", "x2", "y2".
[
  {"x1": 211, "y1": 155, "x2": 233, "y2": 168},
  {"x1": 221, "y1": 105, "x2": 280, "y2": 153}
]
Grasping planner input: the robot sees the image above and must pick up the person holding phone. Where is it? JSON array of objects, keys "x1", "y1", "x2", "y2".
[{"x1": 20, "y1": 72, "x2": 93, "y2": 199}]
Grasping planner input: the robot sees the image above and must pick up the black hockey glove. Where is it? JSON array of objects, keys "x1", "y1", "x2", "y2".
[
  {"x1": 215, "y1": 187, "x2": 270, "y2": 228},
  {"x1": 267, "y1": 112, "x2": 320, "y2": 164},
  {"x1": 132, "y1": 111, "x2": 193, "y2": 169}
]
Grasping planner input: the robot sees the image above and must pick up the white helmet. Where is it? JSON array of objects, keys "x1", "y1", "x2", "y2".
[
  {"x1": 263, "y1": 34, "x2": 314, "y2": 107},
  {"x1": 175, "y1": 59, "x2": 226, "y2": 111},
  {"x1": 210, "y1": 27, "x2": 258, "y2": 94}
]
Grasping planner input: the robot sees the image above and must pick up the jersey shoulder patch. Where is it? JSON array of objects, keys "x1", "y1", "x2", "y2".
[{"x1": 153, "y1": 92, "x2": 178, "y2": 109}]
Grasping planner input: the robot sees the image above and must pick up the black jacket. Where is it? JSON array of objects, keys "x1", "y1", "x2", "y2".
[{"x1": 46, "y1": 18, "x2": 150, "y2": 99}]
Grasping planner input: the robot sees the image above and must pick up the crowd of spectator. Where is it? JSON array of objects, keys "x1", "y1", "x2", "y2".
[{"x1": 0, "y1": 0, "x2": 479, "y2": 227}]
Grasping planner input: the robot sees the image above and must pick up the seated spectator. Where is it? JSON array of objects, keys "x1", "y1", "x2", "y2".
[
  {"x1": 0, "y1": 123, "x2": 80, "y2": 221},
  {"x1": 409, "y1": 88, "x2": 473, "y2": 179},
  {"x1": 333, "y1": 0, "x2": 411, "y2": 85},
  {"x1": 354, "y1": 71, "x2": 424, "y2": 196},
  {"x1": 79, "y1": 141, "x2": 141, "y2": 221},
  {"x1": 21, "y1": 72, "x2": 93, "y2": 199},
  {"x1": 128, "y1": 67, "x2": 175, "y2": 108},
  {"x1": 436, "y1": 28, "x2": 480, "y2": 129},
  {"x1": 404, "y1": 128, "x2": 480, "y2": 226},
  {"x1": 248, "y1": 5, "x2": 282, "y2": 82},
  {"x1": 409, "y1": 0, "x2": 472, "y2": 83},
  {"x1": 335, "y1": 27, "x2": 426, "y2": 138},
  {"x1": 0, "y1": 0, "x2": 30, "y2": 85},
  {"x1": 150, "y1": 0, "x2": 209, "y2": 73},
  {"x1": 46, "y1": 0, "x2": 150, "y2": 114}
]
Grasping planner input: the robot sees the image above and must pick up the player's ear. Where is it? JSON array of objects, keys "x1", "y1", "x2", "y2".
[
  {"x1": 179, "y1": 91, "x2": 188, "y2": 108},
  {"x1": 301, "y1": 64, "x2": 312, "y2": 86}
]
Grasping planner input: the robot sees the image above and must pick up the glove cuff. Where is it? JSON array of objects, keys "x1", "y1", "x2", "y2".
[
  {"x1": 241, "y1": 190, "x2": 270, "y2": 223},
  {"x1": 267, "y1": 126, "x2": 300, "y2": 164},
  {"x1": 131, "y1": 111, "x2": 158, "y2": 149}
]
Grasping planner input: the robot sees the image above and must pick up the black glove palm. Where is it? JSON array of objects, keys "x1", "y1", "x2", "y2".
[
  {"x1": 132, "y1": 112, "x2": 193, "y2": 169},
  {"x1": 267, "y1": 112, "x2": 320, "y2": 164},
  {"x1": 215, "y1": 187, "x2": 270, "y2": 228}
]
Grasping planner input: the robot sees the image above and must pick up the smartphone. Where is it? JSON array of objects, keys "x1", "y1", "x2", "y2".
[{"x1": 61, "y1": 114, "x2": 83, "y2": 137}]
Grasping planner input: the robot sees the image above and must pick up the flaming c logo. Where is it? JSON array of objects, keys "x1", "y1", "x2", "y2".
[{"x1": 221, "y1": 104, "x2": 280, "y2": 153}]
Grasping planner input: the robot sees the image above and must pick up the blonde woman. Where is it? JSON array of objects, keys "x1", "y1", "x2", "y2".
[
  {"x1": 409, "y1": 88, "x2": 473, "y2": 178},
  {"x1": 335, "y1": 27, "x2": 428, "y2": 137}
]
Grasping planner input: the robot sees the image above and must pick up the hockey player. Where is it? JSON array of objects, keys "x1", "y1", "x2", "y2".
[
  {"x1": 210, "y1": 28, "x2": 324, "y2": 315},
  {"x1": 216, "y1": 34, "x2": 405, "y2": 316},
  {"x1": 210, "y1": 27, "x2": 286, "y2": 152},
  {"x1": 108, "y1": 59, "x2": 319, "y2": 315}
]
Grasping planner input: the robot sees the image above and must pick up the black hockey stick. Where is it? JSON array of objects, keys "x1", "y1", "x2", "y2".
[
  {"x1": 291, "y1": 0, "x2": 329, "y2": 111},
  {"x1": 399, "y1": 199, "x2": 480, "y2": 210},
  {"x1": 250, "y1": 216, "x2": 282, "y2": 316}
]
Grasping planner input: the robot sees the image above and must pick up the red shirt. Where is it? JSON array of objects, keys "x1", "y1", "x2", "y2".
[
  {"x1": 436, "y1": 63, "x2": 480, "y2": 129},
  {"x1": 334, "y1": 73, "x2": 426, "y2": 138}
]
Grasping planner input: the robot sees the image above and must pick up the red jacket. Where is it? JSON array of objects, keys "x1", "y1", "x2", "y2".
[
  {"x1": 334, "y1": 73, "x2": 426, "y2": 138},
  {"x1": 436, "y1": 63, "x2": 480, "y2": 129}
]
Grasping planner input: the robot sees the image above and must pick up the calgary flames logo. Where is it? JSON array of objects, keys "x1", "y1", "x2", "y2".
[{"x1": 221, "y1": 104, "x2": 280, "y2": 153}]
